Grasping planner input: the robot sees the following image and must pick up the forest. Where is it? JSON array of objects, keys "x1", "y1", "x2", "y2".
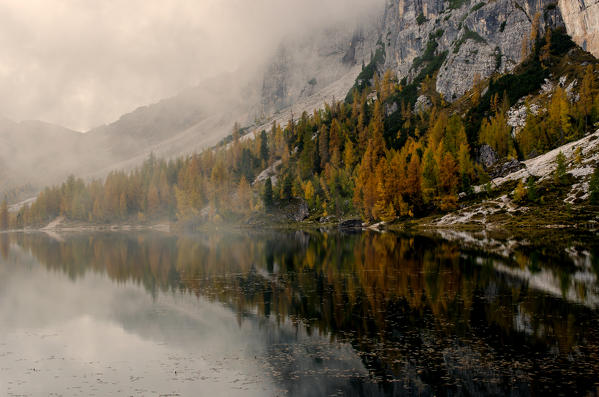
[{"x1": 2, "y1": 26, "x2": 599, "y2": 230}]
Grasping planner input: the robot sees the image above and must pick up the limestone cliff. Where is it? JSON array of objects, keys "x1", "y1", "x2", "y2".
[
  {"x1": 381, "y1": 0, "x2": 563, "y2": 101},
  {"x1": 260, "y1": 0, "x2": 582, "y2": 106},
  {"x1": 259, "y1": 18, "x2": 381, "y2": 116},
  {"x1": 559, "y1": 0, "x2": 599, "y2": 57}
]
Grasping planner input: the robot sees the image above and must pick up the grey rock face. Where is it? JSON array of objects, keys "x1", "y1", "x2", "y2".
[
  {"x1": 479, "y1": 144, "x2": 499, "y2": 168},
  {"x1": 489, "y1": 158, "x2": 524, "y2": 178},
  {"x1": 284, "y1": 198, "x2": 309, "y2": 222},
  {"x1": 436, "y1": 40, "x2": 498, "y2": 101},
  {"x1": 260, "y1": 18, "x2": 381, "y2": 115},
  {"x1": 380, "y1": 0, "x2": 564, "y2": 101},
  {"x1": 259, "y1": 0, "x2": 597, "y2": 119},
  {"x1": 253, "y1": 160, "x2": 282, "y2": 187},
  {"x1": 414, "y1": 95, "x2": 432, "y2": 113},
  {"x1": 507, "y1": 102, "x2": 543, "y2": 135},
  {"x1": 559, "y1": 0, "x2": 599, "y2": 57},
  {"x1": 339, "y1": 219, "x2": 363, "y2": 229},
  {"x1": 386, "y1": 101, "x2": 399, "y2": 116}
]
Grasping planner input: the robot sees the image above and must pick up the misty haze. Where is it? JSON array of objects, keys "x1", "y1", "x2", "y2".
[{"x1": 1, "y1": 0, "x2": 599, "y2": 395}]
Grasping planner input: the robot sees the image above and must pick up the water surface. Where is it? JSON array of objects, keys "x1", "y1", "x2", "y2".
[{"x1": 1, "y1": 230, "x2": 598, "y2": 396}]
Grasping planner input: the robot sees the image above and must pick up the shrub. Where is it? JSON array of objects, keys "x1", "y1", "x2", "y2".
[
  {"x1": 471, "y1": 2, "x2": 485, "y2": 12},
  {"x1": 513, "y1": 179, "x2": 527, "y2": 203},
  {"x1": 526, "y1": 176, "x2": 538, "y2": 202},
  {"x1": 590, "y1": 167, "x2": 599, "y2": 204},
  {"x1": 453, "y1": 27, "x2": 486, "y2": 54},
  {"x1": 554, "y1": 151, "x2": 567, "y2": 185}
]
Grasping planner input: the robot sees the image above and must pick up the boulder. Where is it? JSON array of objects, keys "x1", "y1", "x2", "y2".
[
  {"x1": 414, "y1": 95, "x2": 432, "y2": 113},
  {"x1": 479, "y1": 144, "x2": 499, "y2": 168},
  {"x1": 489, "y1": 158, "x2": 524, "y2": 178},
  {"x1": 282, "y1": 198, "x2": 309, "y2": 222},
  {"x1": 385, "y1": 101, "x2": 399, "y2": 116},
  {"x1": 339, "y1": 219, "x2": 363, "y2": 229}
]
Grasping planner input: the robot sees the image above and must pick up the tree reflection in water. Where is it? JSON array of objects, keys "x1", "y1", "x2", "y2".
[{"x1": 5, "y1": 230, "x2": 599, "y2": 396}]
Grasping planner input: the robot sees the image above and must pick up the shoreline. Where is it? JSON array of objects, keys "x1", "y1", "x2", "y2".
[
  {"x1": 3, "y1": 215, "x2": 597, "y2": 262},
  {"x1": 4, "y1": 210, "x2": 597, "y2": 235}
]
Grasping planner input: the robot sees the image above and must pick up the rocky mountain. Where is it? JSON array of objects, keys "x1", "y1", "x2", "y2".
[
  {"x1": 559, "y1": 0, "x2": 599, "y2": 56},
  {"x1": 2, "y1": 0, "x2": 599, "y2": 201},
  {"x1": 379, "y1": 0, "x2": 563, "y2": 100},
  {"x1": 2, "y1": 13, "x2": 383, "y2": 199},
  {"x1": 259, "y1": 19, "x2": 381, "y2": 115}
]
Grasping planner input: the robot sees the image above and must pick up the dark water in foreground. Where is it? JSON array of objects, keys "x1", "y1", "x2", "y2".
[{"x1": 1, "y1": 230, "x2": 599, "y2": 396}]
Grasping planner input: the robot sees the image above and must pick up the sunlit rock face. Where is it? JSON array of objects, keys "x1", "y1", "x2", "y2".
[
  {"x1": 559, "y1": 0, "x2": 599, "y2": 57},
  {"x1": 260, "y1": 0, "x2": 583, "y2": 107},
  {"x1": 381, "y1": 0, "x2": 563, "y2": 101}
]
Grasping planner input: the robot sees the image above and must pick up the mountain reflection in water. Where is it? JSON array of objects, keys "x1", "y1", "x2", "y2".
[{"x1": 0, "y1": 230, "x2": 598, "y2": 396}]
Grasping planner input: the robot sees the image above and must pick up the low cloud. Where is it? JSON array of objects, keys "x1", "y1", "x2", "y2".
[{"x1": 0, "y1": 0, "x2": 382, "y2": 131}]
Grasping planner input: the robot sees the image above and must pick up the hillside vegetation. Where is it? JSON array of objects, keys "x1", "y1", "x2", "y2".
[{"x1": 3, "y1": 27, "x2": 599, "y2": 231}]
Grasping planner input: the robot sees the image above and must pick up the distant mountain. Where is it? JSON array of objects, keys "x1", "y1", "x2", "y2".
[
  {"x1": 1, "y1": 15, "x2": 380, "y2": 199},
  {"x1": 0, "y1": 118, "x2": 83, "y2": 194}
]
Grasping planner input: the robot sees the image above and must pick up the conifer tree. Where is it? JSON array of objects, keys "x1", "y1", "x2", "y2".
[
  {"x1": 457, "y1": 142, "x2": 473, "y2": 191},
  {"x1": 405, "y1": 153, "x2": 422, "y2": 207},
  {"x1": 513, "y1": 179, "x2": 527, "y2": 204},
  {"x1": 578, "y1": 65, "x2": 595, "y2": 131},
  {"x1": 421, "y1": 148, "x2": 438, "y2": 204},
  {"x1": 281, "y1": 174, "x2": 293, "y2": 201},
  {"x1": 574, "y1": 147, "x2": 583, "y2": 165},
  {"x1": 539, "y1": 29, "x2": 552, "y2": 67},
  {"x1": 554, "y1": 151, "x2": 567, "y2": 185},
  {"x1": 526, "y1": 176, "x2": 538, "y2": 202},
  {"x1": 0, "y1": 199, "x2": 8, "y2": 231},
  {"x1": 530, "y1": 12, "x2": 541, "y2": 49},
  {"x1": 343, "y1": 139, "x2": 356, "y2": 171},
  {"x1": 439, "y1": 153, "x2": 457, "y2": 193},
  {"x1": 235, "y1": 177, "x2": 252, "y2": 214},
  {"x1": 589, "y1": 167, "x2": 599, "y2": 205},
  {"x1": 479, "y1": 110, "x2": 513, "y2": 158},
  {"x1": 520, "y1": 35, "x2": 529, "y2": 61},
  {"x1": 263, "y1": 178, "x2": 274, "y2": 210},
  {"x1": 259, "y1": 130, "x2": 269, "y2": 165},
  {"x1": 302, "y1": 180, "x2": 315, "y2": 206},
  {"x1": 299, "y1": 129, "x2": 316, "y2": 180},
  {"x1": 318, "y1": 125, "x2": 329, "y2": 169}
]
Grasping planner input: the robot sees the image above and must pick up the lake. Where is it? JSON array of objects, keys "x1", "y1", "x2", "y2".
[{"x1": 1, "y1": 229, "x2": 598, "y2": 396}]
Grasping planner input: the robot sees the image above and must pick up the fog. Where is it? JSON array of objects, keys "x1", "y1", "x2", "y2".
[{"x1": 0, "y1": 0, "x2": 383, "y2": 131}]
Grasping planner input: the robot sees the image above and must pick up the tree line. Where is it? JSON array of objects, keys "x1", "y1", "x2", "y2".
[{"x1": 2, "y1": 28, "x2": 599, "y2": 229}]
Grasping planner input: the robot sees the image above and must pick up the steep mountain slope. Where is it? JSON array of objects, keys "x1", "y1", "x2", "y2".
[
  {"x1": 559, "y1": 0, "x2": 599, "y2": 56},
  {"x1": 79, "y1": 18, "x2": 382, "y2": 178},
  {"x1": 259, "y1": 21, "x2": 381, "y2": 115},
  {"x1": 0, "y1": 119, "x2": 83, "y2": 193},
  {"x1": 3, "y1": 0, "x2": 599, "y2": 202},
  {"x1": 1, "y1": 17, "x2": 380, "y2": 198},
  {"x1": 8, "y1": 19, "x2": 599, "y2": 229},
  {"x1": 380, "y1": 0, "x2": 563, "y2": 100}
]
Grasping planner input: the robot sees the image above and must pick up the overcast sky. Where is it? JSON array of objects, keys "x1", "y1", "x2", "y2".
[{"x1": 0, "y1": 0, "x2": 381, "y2": 131}]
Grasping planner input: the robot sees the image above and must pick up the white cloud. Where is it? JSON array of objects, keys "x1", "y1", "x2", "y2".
[{"x1": 0, "y1": 0, "x2": 381, "y2": 131}]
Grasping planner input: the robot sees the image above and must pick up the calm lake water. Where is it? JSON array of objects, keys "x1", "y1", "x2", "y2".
[{"x1": 1, "y1": 230, "x2": 599, "y2": 396}]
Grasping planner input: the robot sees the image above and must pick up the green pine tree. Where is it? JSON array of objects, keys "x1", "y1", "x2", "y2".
[
  {"x1": 259, "y1": 130, "x2": 269, "y2": 164},
  {"x1": 263, "y1": 178, "x2": 274, "y2": 209},
  {"x1": 526, "y1": 176, "x2": 538, "y2": 202},
  {"x1": 554, "y1": 151, "x2": 567, "y2": 185},
  {"x1": 281, "y1": 174, "x2": 293, "y2": 201},
  {"x1": 0, "y1": 198, "x2": 8, "y2": 230},
  {"x1": 590, "y1": 167, "x2": 599, "y2": 204}
]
